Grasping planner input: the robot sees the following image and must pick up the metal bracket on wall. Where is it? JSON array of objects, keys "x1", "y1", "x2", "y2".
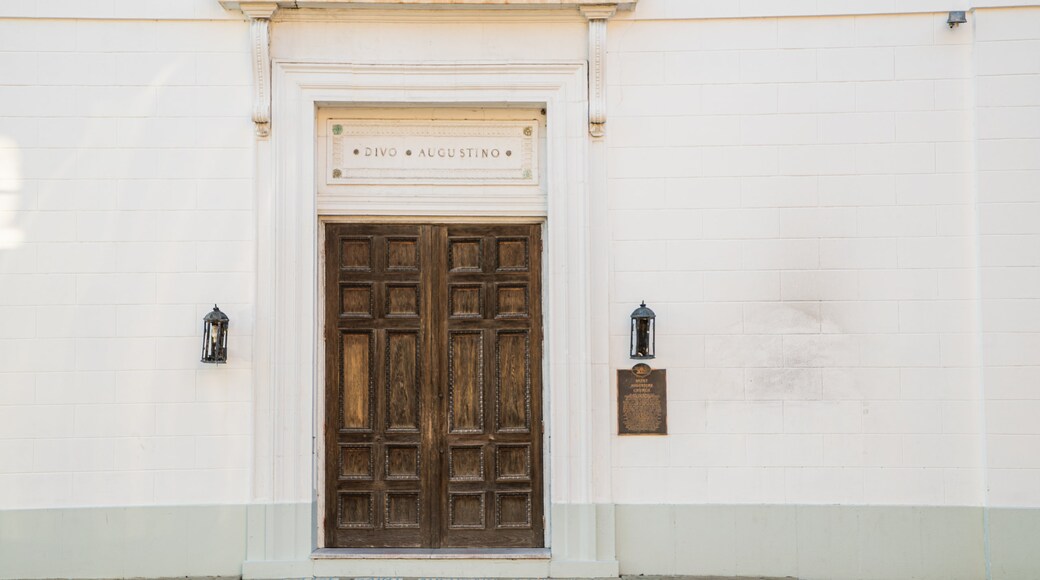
[
  {"x1": 580, "y1": 5, "x2": 616, "y2": 138},
  {"x1": 240, "y1": 2, "x2": 278, "y2": 138}
]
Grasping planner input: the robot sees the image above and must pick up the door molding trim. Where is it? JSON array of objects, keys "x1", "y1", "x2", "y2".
[{"x1": 249, "y1": 61, "x2": 617, "y2": 576}]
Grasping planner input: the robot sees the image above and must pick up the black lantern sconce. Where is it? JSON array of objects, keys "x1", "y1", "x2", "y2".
[
  {"x1": 201, "y1": 305, "x2": 229, "y2": 364},
  {"x1": 947, "y1": 11, "x2": 967, "y2": 28},
  {"x1": 629, "y1": 301, "x2": 656, "y2": 360}
]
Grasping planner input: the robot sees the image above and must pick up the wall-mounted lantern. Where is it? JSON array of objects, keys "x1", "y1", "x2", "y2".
[
  {"x1": 201, "y1": 305, "x2": 229, "y2": 364},
  {"x1": 629, "y1": 301, "x2": 656, "y2": 360},
  {"x1": 947, "y1": 11, "x2": 967, "y2": 28}
]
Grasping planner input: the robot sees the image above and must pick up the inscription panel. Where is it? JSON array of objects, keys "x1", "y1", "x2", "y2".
[{"x1": 327, "y1": 120, "x2": 539, "y2": 185}]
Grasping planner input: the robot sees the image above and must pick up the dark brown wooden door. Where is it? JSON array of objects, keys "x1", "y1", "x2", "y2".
[{"x1": 324, "y1": 222, "x2": 543, "y2": 549}]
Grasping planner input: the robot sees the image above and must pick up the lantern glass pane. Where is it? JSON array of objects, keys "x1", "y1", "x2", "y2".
[{"x1": 648, "y1": 318, "x2": 655, "y2": 358}]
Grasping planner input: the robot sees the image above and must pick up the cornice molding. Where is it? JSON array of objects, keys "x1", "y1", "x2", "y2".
[
  {"x1": 221, "y1": 0, "x2": 632, "y2": 139},
  {"x1": 273, "y1": 7, "x2": 585, "y2": 21},
  {"x1": 221, "y1": 0, "x2": 636, "y2": 10}
]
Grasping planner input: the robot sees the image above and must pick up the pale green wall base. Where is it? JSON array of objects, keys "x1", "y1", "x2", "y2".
[
  {"x1": 616, "y1": 504, "x2": 1040, "y2": 580},
  {"x1": 0, "y1": 505, "x2": 247, "y2": 579},
  {"x1": 988, "y1": 508, "x2": 1040, "y2": 580},
  {"x1": 2, "y1": 503, "x2": 1038, "y2": 580}
]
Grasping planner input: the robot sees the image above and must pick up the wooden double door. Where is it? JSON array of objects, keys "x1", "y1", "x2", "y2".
[{"x1": 323, "y1": 222, "x2": 544, "y2": 549}]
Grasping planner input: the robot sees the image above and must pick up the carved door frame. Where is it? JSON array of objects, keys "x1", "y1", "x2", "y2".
[{"x1": 248, "y1": 61, "x2": 617, "y2": 577}]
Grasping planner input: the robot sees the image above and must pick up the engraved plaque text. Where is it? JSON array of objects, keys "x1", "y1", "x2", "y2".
[
  {"x1": 617, "y1": 366, "x2": 667, "y2": 436},
  {"x1": 326, "y1": 120, "x2": 538, "y2": 185}
]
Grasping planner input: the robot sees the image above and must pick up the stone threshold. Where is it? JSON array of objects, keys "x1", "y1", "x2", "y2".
[
  {"x1": 623, "y1": 576, "x2": 798, "y2": 580},
  {"x1": 312, "y1": 547, "x2": 552, "y2": 559}
]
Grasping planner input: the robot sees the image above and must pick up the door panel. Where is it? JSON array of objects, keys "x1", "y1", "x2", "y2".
[
  {"x1": 324, "y1": 222, "x2": 543, "y2": 549},
  {"x1": 325, "y1": 224, "x2": 430, "y2": 548},
  {"x1": 496, "y1": 330, "x2": 531, "y2": 433},
  {"x1": 448, "y1": 331, "x2": 484, "y2": 434},
  {"x1": 386, "y1": 331, "x2": 420, "y2": 431},
  {"x1": 438, "y1": 224, "x2": 543, "y2": 549},
  {"x1": 341, "y1": 332, "x2": 373, "y2": 431}
]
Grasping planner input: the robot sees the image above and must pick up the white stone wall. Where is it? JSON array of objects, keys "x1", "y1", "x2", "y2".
[
  {"x1": 606, "y1": 10, "x2": 988, "y2": 506},
  {"x1": 1, "y1": 1, "x2": 1039, "y2": 516},
  {"x1": 975, "y1": 8, "x2": 1040, "y2": 509},
  {"x1": 0, "y1": 15, "x2": 255, "y2": 508}
]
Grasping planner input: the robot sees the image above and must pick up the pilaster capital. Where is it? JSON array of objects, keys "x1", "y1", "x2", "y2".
[
  {"x1": 231, "y1": 1, "x2": 279, "y2": 18},
  {"x1": 579, "y1": 5, "x2": 617, "y2": 20}
]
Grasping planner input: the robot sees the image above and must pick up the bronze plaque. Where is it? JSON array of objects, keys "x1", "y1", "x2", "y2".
[{"x1": 617, "y1": 365, "x2": 667, "y2": 435}]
